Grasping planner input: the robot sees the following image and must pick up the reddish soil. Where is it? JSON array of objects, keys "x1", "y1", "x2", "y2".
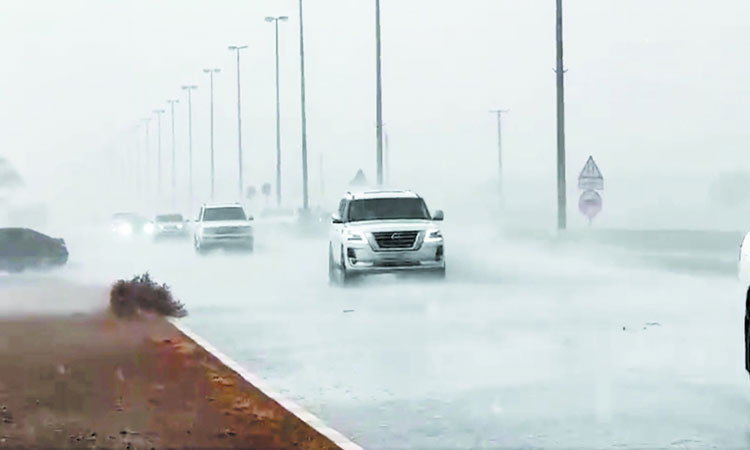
[{"x1": 0, "y1": 313, "x2": 340, "y2": 450}]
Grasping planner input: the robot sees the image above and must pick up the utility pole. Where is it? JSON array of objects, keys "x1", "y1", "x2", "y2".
[
  {"x1": 265, "y1": 16, "x2": 288, "y2": 207},
  {"x1": 181, "y1": 85, "x2": 198, "y2": 207},
  {"x1": 167, "y1": 99, "x2": 179, "y2": 206},
  {"x1": 298, "y1": 0, "x2": 310, "y2": 211},
  {"x1": 555, "y1": 0, "x2": 568, "y2": 230},
  {"x1": 135, "y1": 123, "x2": 142, "y2": 201},
  {"x1": 490, "y1": 109, "x2": 509, "y2": 203},
  {"x1": 375, "y1": 0, "x2": 384, "y2": 186},
  {"x1": 203, "y1": 68, "x2": 220, "y2": 200},
  {"x1": 384, "y1": 127, "x2": 389, "y2": 185},
  {"x1": 153, "y1": 109, "x2": 165, "y2": 198},
  {"x1": 228, "y1": 46, "x2": 247, "y2": 201},
  {"x1": 141, "y1": 117, "x2": 151, "y2": 198}
]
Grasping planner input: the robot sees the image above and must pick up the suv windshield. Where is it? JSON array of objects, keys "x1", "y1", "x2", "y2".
[
  {"x1": 156, "y1": 214, "x2": 183, "y2": 223},
  {"x1": 203, "y1": 207, "x2": 246, "y2": 222},
  {"x1": 347, "y1": 198, "x2": 430, "y2": 222}
]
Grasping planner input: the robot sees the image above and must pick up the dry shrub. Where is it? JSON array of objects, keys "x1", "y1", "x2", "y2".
[{"x1": 110, "y1": 273, "x2": 187, "y2": 319}]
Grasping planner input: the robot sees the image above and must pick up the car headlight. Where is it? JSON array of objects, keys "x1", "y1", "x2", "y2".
[
  {"x1": 117, "y1": 223, "x2": 133, "y2": 236},
  {"x1": 346, "y1": 231, "x2": 365, "y2": 242},
  {"x1": 346, "y1": 231, "x2": 365, "y2": 241},
  {"x1": 144, "y1": 223, "x2": 155, "y2": 234},
  {"x1": 425, "y1": 229, "x2": 443, "y2": 241},
  {"x1": 176, "y1": 224, "x2": 183, "y2": 229}
]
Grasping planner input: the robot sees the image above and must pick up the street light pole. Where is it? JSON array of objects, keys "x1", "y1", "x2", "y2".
[
  {"x1": 181, "y1": 85, "x2": 198, "y2": 207},
  {"x1": 298, "y1": 0, "x2": 310, "y2": 211},
  {"x1": 135, "y1": 123, "x2": 143, "y2": 200},
  {"x1": 228, "y1": 46, "x2": 248, "y2": 201},
  {"x1": 490, "y1": 109, "x2": 509, "y2": 203},
  {"x1": 141, "y1": 117, "x2": 151, "y2": 198},
  {"x1": 555, "y1": 0, "x2": 568, "y2": 230},
  {"x1": 265, "y1": 16, "x2": 288, "y2": 207},
  {"x1": 167, "y1": 99, "x2": 179, "y2": 205},
  {"x1": 375, "y1": 0, "x2": 384, "y2": 186},
  {"x1": 153, "y1": 109, "x2": 165, "y2": 197},
  {"x1": 203, "y1": 68, "x2": 220, "y2": 200}
]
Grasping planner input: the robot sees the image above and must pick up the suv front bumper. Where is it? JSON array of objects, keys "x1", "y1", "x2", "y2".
[
  {"x1": 199, "y1": 233, "x2": 254, "y2": 248},
  {"x1": 343, "y1": 239, "x2": 444, "y2": 273}
]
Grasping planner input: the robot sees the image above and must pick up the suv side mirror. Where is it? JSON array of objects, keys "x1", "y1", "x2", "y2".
[
  {"x1": 247, "y1": 215, "x2": 254, "y2": 221},
  {"x1": 332, "y1": 213, "x2": 343, "y2": 224},
  {"x1": 433, "y1": 210, "x2": 444, "y2": 221}
]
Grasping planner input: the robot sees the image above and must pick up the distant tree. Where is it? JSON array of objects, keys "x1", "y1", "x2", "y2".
[{"x1": 0, "y1": 158, "x2": 23, "y2": 190}]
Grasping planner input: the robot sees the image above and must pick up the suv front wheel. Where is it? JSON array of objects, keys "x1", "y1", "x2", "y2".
[
  {"x1": 194, "y1": 237, "x2": 207, "y2": 255},
  {"x1": 329, "y1": 245, "x2": 357, "y2": 286}
]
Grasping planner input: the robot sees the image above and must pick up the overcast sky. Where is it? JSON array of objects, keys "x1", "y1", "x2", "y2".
[{"x1": 1, "y1": 0, "x2": 749, "y2": 221}]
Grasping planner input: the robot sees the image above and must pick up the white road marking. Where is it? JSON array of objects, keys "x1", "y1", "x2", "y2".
[{"x1": 168, "y1": 318, "x2": 364, "y2": 450}]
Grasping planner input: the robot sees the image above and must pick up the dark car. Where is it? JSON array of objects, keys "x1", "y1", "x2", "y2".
[
  {"x1": 111, "y1": 212, "x2": 150, "y2": 236},
  {"x1": 746, "y1": 289, "x2": 750, "y2": 378},
  {"x1": 0, "y1": 228, "x2": 68, "y2": 273}
]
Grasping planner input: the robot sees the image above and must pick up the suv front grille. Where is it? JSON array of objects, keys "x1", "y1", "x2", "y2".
[
  {"x1": 214, "y1": 226, "x2": 241, "y2": 235},
  {"x1": 372, "y1": 231, "x2": 419, "y2": 249}
]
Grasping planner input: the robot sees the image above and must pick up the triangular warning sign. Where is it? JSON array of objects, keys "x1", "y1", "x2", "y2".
[
  {"x1": 349, "y1": 169, "x2": 368, "y2": 186},
  {"x1": 578, "y1": 156, "x2": 603, "y2": 190}
]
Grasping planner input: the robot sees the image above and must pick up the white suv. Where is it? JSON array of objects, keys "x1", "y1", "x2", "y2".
[
  {"x1": 193, "y1": 203, "x2": 254, "y2": 253},
  {"x1": 328, "y1": 190, "x2": 445, "y2": 283}
]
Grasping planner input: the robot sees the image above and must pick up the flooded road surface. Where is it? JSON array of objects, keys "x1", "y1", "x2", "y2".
[{"x1": 43, "y1": 223, "x2": 750, "y2": 449}]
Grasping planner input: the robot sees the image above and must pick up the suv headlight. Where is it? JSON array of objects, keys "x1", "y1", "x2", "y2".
[
  {"x1": 425, "y1": 229, "x2": 443, "y2": 241},
  {"x1": 346, "y1": 231, "x2": 366, "y2": 242}
]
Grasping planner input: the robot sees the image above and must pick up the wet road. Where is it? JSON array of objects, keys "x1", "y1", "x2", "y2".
[{"x1": 30, "y1": 223, "x2": 750, "y2": 448}]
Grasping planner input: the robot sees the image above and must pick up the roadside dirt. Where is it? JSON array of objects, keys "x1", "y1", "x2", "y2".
[{"x1": 0, "y1": 312, "x2": 340, "y2": 450}]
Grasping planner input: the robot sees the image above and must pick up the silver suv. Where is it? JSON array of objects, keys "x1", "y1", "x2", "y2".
[
  {"x1": 328, "y1": 190, "x2": 445, "y2": 283},
  {"x1": 193, "y1": 203, "x2": 254, "y2": 254}
]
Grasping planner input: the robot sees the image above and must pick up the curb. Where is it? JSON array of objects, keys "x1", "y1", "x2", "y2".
[{"x1": 168, "y1": 318, "x2": 363, "y2": 450}]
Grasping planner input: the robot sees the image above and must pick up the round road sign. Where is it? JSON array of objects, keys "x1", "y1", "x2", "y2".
[{"x1": 579, "y1": 190, "x2": 602, "y2": 220}]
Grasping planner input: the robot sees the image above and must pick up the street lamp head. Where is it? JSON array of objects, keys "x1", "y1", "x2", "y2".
[
  {"x1": 264, "y1": 16, "x2": 275, "y2": 22},
  {"x1": 279, "y1": 16, "x2": 289, "y2": 21},
  {"x1": 229, "y1": 45, "x2": 248, "y2": 51}
]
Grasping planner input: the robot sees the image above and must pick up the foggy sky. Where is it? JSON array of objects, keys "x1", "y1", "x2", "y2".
[{"x1": 1, "y1": 0, "x2": 749, "y2": 225}]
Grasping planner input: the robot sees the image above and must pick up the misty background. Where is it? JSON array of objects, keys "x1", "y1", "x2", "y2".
[{"x1": 1, "y1": 0, "x2": 750, "y2": 230}]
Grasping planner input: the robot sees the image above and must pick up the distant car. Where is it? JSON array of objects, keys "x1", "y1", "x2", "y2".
[
  {"x1": 111, "y1": 212, "x2": 150, "y2": 237},
  {"x1": 193, "y1": 203, "x2": 254, "y2": 253},
  {"x1": 328, "y1": 189, "x2": 445, "y2": 284},
  {"x1": 153, "y1": 213, "x2": 189, "y2": 240},
  {"x1": 0, "y1": 228, "x2": 68, "y2": 273}
]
